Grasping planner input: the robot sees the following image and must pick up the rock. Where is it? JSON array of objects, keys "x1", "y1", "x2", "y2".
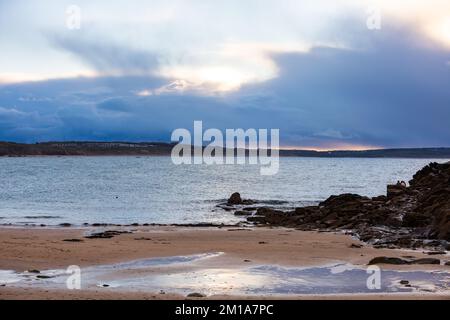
[
  {"x1": 350, "y1": 244, "x2": 363, "y2": 248},
  {"x1": 187, "y1": 292, "x2": 206, "y2": 298},
  {"x1": 425, "y1": 251, "x2": 446, "y2": 255},
  {"x1": 27, "y1": 269, "x2": 40, "y2": 274},
  {"x1": 368, "y1": 256, "x2": 440, "y2": 265},
  {"x1": 59, "y1": 223, "x2": 72, "y2": 227},
  {"x1": 63, "y1": 239, "x2": 84, "y2": 242},
  {"x1": 227, "y1": 192, "x2": 242, "y2": 205},
  {"x1": 246, "y1": 216, "x2": 267, "y2": 224},
  {"x1": 241, "y1": 162, "x2": 450, "y2": 250},
  {"x1": 410, "y1": 258, "x2": 440, "y2": 265},
  {"x1": 319, "y1": 193, "x2": 370, "y2": 207},
  {"x1": 36, "y1": 275, "x2": 52, "y2": 279},
  {"x1": 234, "y1": 210, "x2": 252, "y2": 216},
  {"x1": 372, "y1": 195, "x2": 387, "y2": 202},
  {"x1": 85, "y1": 230, "x2": 131, "y2": 239},
  {"x1": 387, "y1": 184, "x2": 407, "y2": 199},
  {"x1": 400, "y1": 280, "x2": 409, "y2": 285},
  {"x1": 368, "y1": 257, "x2": 410, "y2": 265},
  {"x1": 445, "y1": 261, "x2": 450, "y2": 266}
]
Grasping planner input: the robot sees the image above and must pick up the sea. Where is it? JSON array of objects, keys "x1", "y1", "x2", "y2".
[{"x1": 0, "y1": 157, "x2": 447, "y2": 226}]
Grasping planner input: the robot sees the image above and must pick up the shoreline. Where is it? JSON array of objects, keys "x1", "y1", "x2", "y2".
[{"x1": 1, "y1": 225, "x2": 449, "y2": 300}]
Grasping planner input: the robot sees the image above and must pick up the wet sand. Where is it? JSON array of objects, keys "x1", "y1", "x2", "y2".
[{"x1": 0, "y1": 226, "x2": 449, "y2": 299}]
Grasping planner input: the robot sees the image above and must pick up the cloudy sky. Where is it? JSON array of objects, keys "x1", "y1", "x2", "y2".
[{"x1": 1, "y1": 0, "x2": 450, "y2": 149}]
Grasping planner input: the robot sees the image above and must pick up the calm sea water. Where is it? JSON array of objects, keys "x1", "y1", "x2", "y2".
[{"x1": 0, "y1": 157, "x2": 447, "y2": 226}]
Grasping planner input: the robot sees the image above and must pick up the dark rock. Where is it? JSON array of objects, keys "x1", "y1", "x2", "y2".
[
  {"x1": 410, "y1": 258, "x2": 440, "y2": 265},
  {"x1": 350, "y1": 244, "x2": 363, "y2": 249},
  {"x1": 63, "y1": 239, "x2": 84, "y2": 242},
  {"x1": 234, "y1": 210, "x2": 252, "y2": 216},
  {"x1": 369, "y1": 256, "x2": 440, "y2": 265},
  {"x1": 59, "y1": 223, "x2": 72, "y2": 227},
  {"x1": 187, "y1": 292, "x2": 206, "y2": 298},
  {"x1": 425, "y1": 251, "x2": 446, "y2": 255},
  {"x1": 368, "y1": 257, "x2": 410, "y2": 265},
  {"x1": 387, "y1": 184, "x2": 407, "y2": 199},
  {"x1": 372, "y1": 195, "x2": 387, "y2": 202},
  {"x1": 27, "y1": 269, "x2": 40, "y2": 274},
  {"x1": 85, "y1": 230, "x2": 131, "y2": 239},
  {"x1": 400, "y1": 280, "x2": 409, "y2": 285},
  {"x1": 445, "y1": 261, "x2": 450, "y2": 266},
  {"x1": 36, "y1": 275, "x2": 52, "y2": 279},
  {"x1": 242, "y1": 161, "x2": 450, "y2": 250},
  {"x1": 228, "y1": 192, "x2": 242, "y2": 205},
  {"x1": 319, "y1": 193, "x2": 370, "y2": 207}
]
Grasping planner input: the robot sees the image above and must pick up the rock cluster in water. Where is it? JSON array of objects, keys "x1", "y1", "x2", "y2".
[{"x1": 226, "y1": 162, "x2": 450, "y2": 250}]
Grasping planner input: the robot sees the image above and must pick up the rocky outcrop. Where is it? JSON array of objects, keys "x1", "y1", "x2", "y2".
[{"x1": 231, "y1": 162, "x2": 450, "y2": 250}]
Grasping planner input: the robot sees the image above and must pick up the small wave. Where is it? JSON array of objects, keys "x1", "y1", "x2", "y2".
[{"x1": 23, "y1": 215, "x2": 62, "y2": 219}]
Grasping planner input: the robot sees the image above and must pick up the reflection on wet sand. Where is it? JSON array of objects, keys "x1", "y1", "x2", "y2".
[{"x1": 1, "y1": 253, "x2": 449, "y2": 297}]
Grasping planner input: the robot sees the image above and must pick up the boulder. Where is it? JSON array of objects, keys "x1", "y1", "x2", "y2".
[{"x1": 227, "y1": 192, "x2": 242, "y2": 205}]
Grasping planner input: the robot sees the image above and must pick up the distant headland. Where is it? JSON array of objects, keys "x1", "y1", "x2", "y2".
[{"x1": 1, "y1": 141, "x2": 450, "y2": 158}]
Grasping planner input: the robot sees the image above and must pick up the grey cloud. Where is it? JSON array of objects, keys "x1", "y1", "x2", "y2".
[
  {"x1": 49, "y1": 33, "x2": 159, "y2": 74},
  {"x1": 1, "y1": 21, "x2": 450, "y2": 148}
]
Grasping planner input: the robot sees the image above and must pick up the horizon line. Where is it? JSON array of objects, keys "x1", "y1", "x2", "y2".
[{"x1": 1, "y1": 140, "x2": 450, "y2": 153}]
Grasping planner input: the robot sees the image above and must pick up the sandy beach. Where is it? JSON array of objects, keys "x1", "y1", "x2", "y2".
[{"x1": 1, "y1": 225, "x2": 449, "y2": 300}]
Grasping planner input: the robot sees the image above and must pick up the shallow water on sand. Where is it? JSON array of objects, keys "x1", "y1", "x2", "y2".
[
  {"x1": 1, "y1": 253, "x2": 449, "y2": 296},
  {"x1": 1, "y1": 157, "x2": 448, "y2": 226}
]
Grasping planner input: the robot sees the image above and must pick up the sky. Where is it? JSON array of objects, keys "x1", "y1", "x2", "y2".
[{"x1": 0, "y1": 0, "x2": 450, "y2": 150}]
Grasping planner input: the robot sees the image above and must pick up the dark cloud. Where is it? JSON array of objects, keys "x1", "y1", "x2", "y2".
[
  {"x1": 49, "y1": 34, "x2": 159, "y2": 74},
  {"x1": 1, "y1": 22, "x2": 450, "y2": 148}
]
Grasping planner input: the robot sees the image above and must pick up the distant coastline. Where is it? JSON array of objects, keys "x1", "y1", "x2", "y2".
[{"x1": 1, "y1": 141, "x2": 450, "y2": 158}]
